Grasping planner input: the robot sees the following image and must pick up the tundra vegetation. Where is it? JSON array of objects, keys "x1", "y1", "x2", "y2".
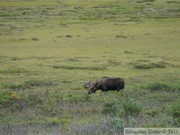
[{"x1": 0, "y1": 0, "x2": 180, "y2": 134}]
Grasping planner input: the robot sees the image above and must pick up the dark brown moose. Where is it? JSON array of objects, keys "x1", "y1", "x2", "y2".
[{"x1": 84, "y1": 77, "x2": 125, "y2": 94}]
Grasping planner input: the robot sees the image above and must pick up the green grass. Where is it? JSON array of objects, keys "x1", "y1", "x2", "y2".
[
  {"x1": 53, "y1": 65, "x2": 106, "y2": 70},
  {"x1": 0, "y1": 0, "x2": 180, "y2": 134}
]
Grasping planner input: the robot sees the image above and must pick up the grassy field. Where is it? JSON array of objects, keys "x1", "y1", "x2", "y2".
[{"x1": 0, "y1": 0, "x2": 180, "y2": 134}]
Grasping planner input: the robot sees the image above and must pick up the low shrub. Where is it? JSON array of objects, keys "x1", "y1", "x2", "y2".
[
  {"x1": 24, "y1": 80, "x2": 53, "y2": 87},
  {"x1": 124, "y1": 50, "x2": 133, "y2": 54},
  {"x1": 62, "y1": 93, "x2": 92, "y2": 103},
  {"x1": 2, "y1": 80, "x2": 53, "y2": 90},
  {"x1": 2, "y1": 82, "x2": 26, "y2": 90},
  {"x1": 152, "y1": 62, "x2": 167, "y2": 68},
  {"x1": 0, "y1": 13, "x2": 12, "y2": 17},
  {"x1": 102, "y1": 101, "x2": 120, "y2": 116},
  {"x1": 31, "y1": 37, "x2": 39, "y2": 41},
  {"x1": 107, "y1": 59, "x2": 121, "y2": 66},
  {"x1": 134, "y1": 63, "x2": 154, "y2": 69},
  {"x1": 69, "y1": 117, "x2": 125, "y2": 135},
  {"x1": 107, "y1": 116, "x2": 125, "y2": 134},
  {"x1": 65, "y1": 35, "x2": 73, "y2": 38},
  {"x1": 147, "y1": 82, "x2": 179, "y2": 92},
  {"x1": 35, "y1": 104, "x2": 61, "y2": 117},
  {"x1": 171, "y1": 102, "x2": 180, "y2": 126},
  {"x1": 0, "y1": 91, "x2": 23, "y2": 111},
  {"x1": 0, "y1": 68, "x2": 28, "y2": 74},
  {"x1": 116, "y1": 35, "x2": 128, "y2": 38},
  {"x1": 133, "y1": 62, "x2": 166, "y2": 69},
  {"x1": 0, "y1": 91, "x2": 13, "y2": 105},
  {"x1": 123, "y1": 98, "x2": 142, "y2": 116},
  {"x1": 53, "y1": 65, "x2": 106, "y2": 70},
  {"x1": 28, "y1": 93, "x2": 43, "y2": 106},
  {"x1": 166, "y1": 1, "x2": 180, "y2": 3},
  {"x1": 144, "y1": 109, "x2": 159, "y2": 117},
  {"x1": 137, "y1": 0, "x2": 155, "y2": 3}
]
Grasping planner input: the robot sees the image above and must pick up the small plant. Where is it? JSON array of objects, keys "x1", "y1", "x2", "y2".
[
  {"x1": 47, "y1": 117, "x2": 61, "y2": 126},
  {"x1": 129, "y1": 61, "x2": 167, "y2": 70},
  {"x1": 58, "y1": 116, "x2": 71, "y2": 128},
  {"x1": 0, "y1": 91, "x2": 23, "y2": 111},
  {"x1": 166, "y1": 1, "x2": 180, "y2": 4},
  {"x1": 107, "y1": 116, "x2": 125, "y2": 133},
  {"x1": 1, "y1": 80, "x2": 53, "y2": 90},
  {"x1": 0, "y1": 68, "x2": 27, "y2": 74},
  {"x1": 0, "y1": 13, "x2": 11, "y2": 17},
  {"x1": 124, "y1": 50, "x2": 133, "y2": 54},
  {"x1": 2, "y1": 82, "x2": 26, "y2": 90},
  {"x1": 170, "y1": 102, "x2": 180, "y2": 126},
  {"x1": 24, "y1": 79, "x2": 53, "y2": 87},
  {"x1": 64, "y1": 93, "x2": 92, "y2": 103},
  {"x1": 53, "y1": 65, "x2": 106, "y2": 70},
  {"x1": 116, "y1": 35, "x2": 128, "y2": 38},
  {"x1": 0, "y1": 91, "x2": 13, "y2": 105},
  {"x1": 31, "y1": 37, "x2": 39, "y2": 41},
  {"x1": 134, "y1": 63, "x2": 154, "y2": 69},
  {"x1": 28, "y1": 93, "x2": 43, "y2": 106},
  {"x1": 147, "y1": 82, "x2": 176, "y2": 92},
  {"x1": 65, "y1": 34, "x2": 73, "y2": 38},
  {"x1": 144, "y1": 109, "x2": 159, "y2": 117},
  {"x1": 107, "y1": 60, "x2": 121, "y2": 65},
  {"x1": 126, "y1": 116, "x2": 138, "y2": 127},
  {"x1": 152, "y1": 62, "x2": 166, "y2": 68},
  {"x1": 35, "y1": 104, "x2": 61, "y2": 117},
  {"x1": 137, "y1": 0, "x2": 155, "y2": 3},
  {"x1": 133, "y1": 62, "x2": 166, "y2": 69},
  {"x1": 102, "y1": 101, "x2": 119, "y2": 116},
  {"x1": 123, "y1": 97, "x2": 142, "y2": 116},
  {"x1": 145, "y1": 0, "x2": 155, "y2": 2}
]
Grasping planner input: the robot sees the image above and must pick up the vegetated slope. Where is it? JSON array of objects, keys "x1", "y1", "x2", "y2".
[{"x1": 0, "y1": 0, "x2": 180, "y2": 134}]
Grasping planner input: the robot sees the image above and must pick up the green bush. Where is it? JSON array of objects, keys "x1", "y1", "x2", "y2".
[
  {"x1": 137, "y1": 0, "x2": 155, "y2": 3},
  {"x1": 147, "y1": 82, "x2": 179, "y2": 92},
  {"x1": 1, "y1": 80, "x2": 53, "y2": 90},
  {"x1": 0, "y1": 91, "x2": 13, "y2": 105},
  {"x1": 31, "y1": 37, "x2": 39, "y2": 41},
  {"x1": 62, "y1": 93, "x2": 92, "y2": 103},
  {"x1": 2, "y1": 82, "x2": 26, "y2": 90},
  {"x1": 53, "y1": 65, "x2": 106, "y2": 70},
  {"x1": 24, "y1": 80, "x2": 53, "y2": 87},
  {"x1": 47, "y1": 116, "x2": 71, "y2": 128},
  {"x1": 145, "y1": 0, "x2": 155, "y2": 2},
  {"x1": 123, "y1": 98, "x2": 142, "y2": 116},
  {"x1": 134, "y1": 63, "x2": 154, "y2": 69},
  {"x1": 0, "y1": 68, "x2": 27, "y2": 74},
  {"x1": 28, "y1": 93, "x2": 43, "y2": 106},
  {"x1": 35, "y1": 104, "x2": 61, "y2": 117},
  {"x1": 0, "y1": 13, "x2": 12, "y2": 17},
  {"x1": 107, "y1": 117, "x2": 125, "y2": 132},
  {"x1": 171, "y1": 102, "x2": 180, "y2": 126},
  {"x1": 0, "y1": 91, "x2": 22, "y2": 111},
  {"x1": 144, "y1": 109, "x2": 159, "y2": 117},
  {"x1": 133, "y1": 62, "x2": 166, "y2": 69},
  {"x1": 102, "y1": 101, "x2": 120, "y2": 116}
]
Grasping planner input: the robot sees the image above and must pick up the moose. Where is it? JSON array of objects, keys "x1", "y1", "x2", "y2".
[{"x1": 83, "y1": 77, "x2": 125, "y2": 94}]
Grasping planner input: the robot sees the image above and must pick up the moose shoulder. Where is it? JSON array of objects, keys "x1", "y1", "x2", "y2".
[{"x1": 84, "y1": 77, "x2": 125, "y2": 94}]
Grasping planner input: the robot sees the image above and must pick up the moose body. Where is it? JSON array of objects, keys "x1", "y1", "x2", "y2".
[{"x1": 84, "y1": 77, "x2": 124, "y2": 94}]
